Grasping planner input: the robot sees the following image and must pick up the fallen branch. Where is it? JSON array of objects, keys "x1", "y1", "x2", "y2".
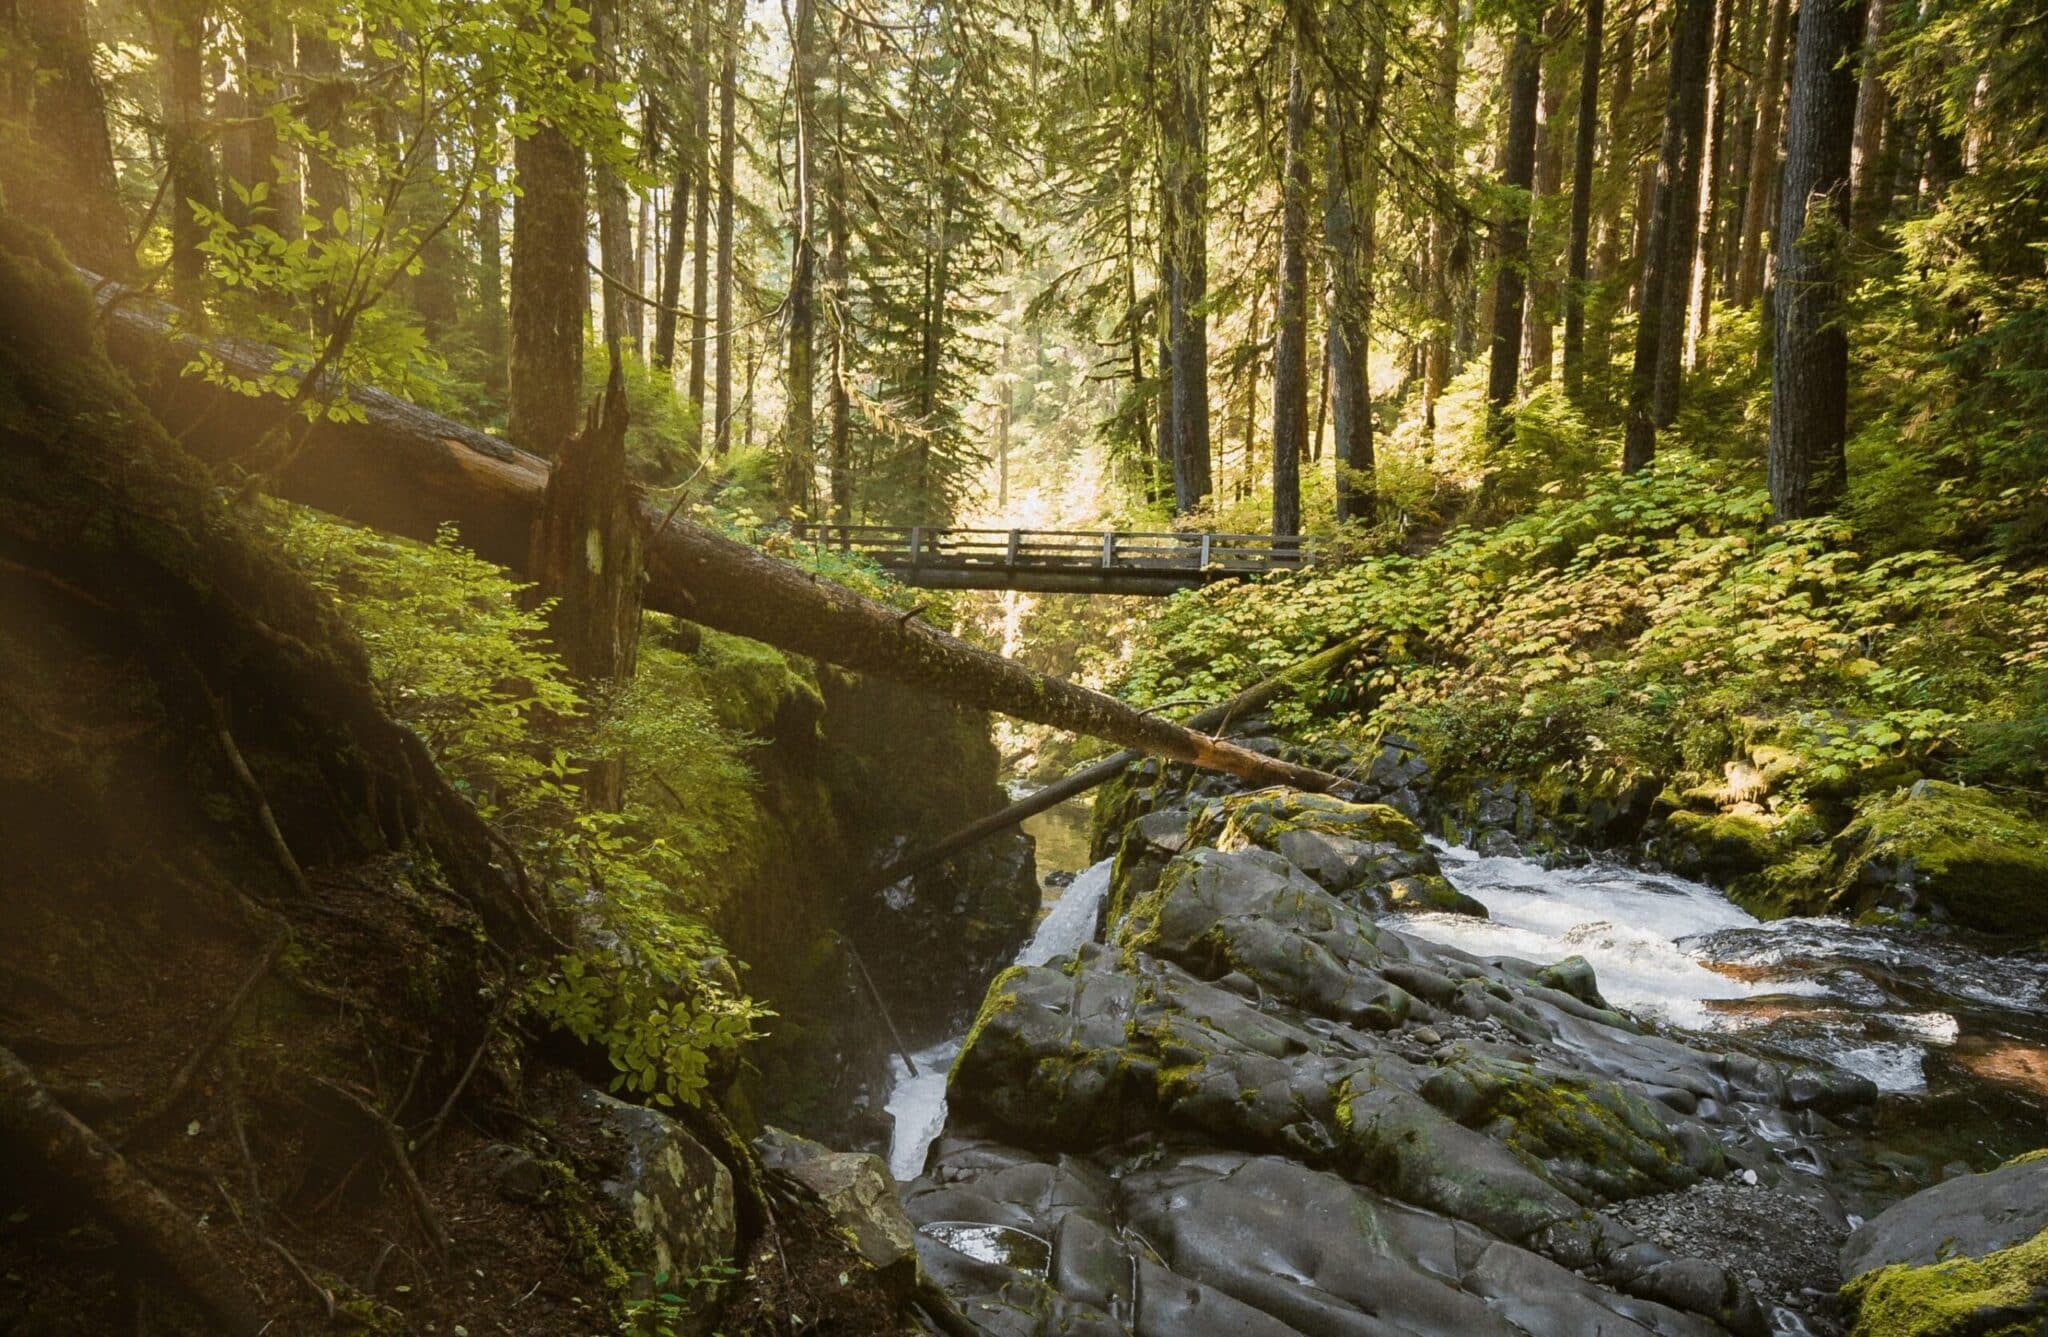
[
  {"x1": 89, "y1": 274, "x2": 1355, "y2": 797},
  {"x1": 0, "y1": 1043, "x2": 267, "y2": 1336},
  {"x1": 853, "y1": 632, "x2": 1375, "y2": 896}
]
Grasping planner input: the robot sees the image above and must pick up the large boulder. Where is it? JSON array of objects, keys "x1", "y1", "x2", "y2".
[
  {"x1": 581, "y1": 1090, "x2": 737, "y2": 1302},
  {"x1": 1840, "y1": 1153, "x2": 2048, "y2": 1335},
  {"x1": 1829, "y1": 782, "x2": 2048, "y2": 935},
  {"x1": 756, "y1": 1126, "x2": 920, "y2": 1299}
]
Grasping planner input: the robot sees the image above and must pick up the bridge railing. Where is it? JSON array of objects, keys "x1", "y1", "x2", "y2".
[{"x1": 795, "y1": 524, "x2": 1311, "y2": 577}]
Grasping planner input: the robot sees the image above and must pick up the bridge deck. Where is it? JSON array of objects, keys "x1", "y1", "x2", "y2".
[{"x1": 797, "y1": 524, "x2": 1310, "y2": 594}]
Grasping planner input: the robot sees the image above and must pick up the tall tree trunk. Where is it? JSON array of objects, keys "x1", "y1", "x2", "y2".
[
  {"x1": 1623, "y1": 0, "x2": 1714, "y2": 470},
  {"x1": 712, "y1": 0, "x2": 740, "y2": 455},
  {"x1": 1769, "y1": 0, "x2": 1864, "y2": 520},
  {"x1": 1269, "y1": 41, "x2": 1310, "y2": 539},
  {"x1": 1586, "y1": 16, "x2": 1632, "y2": 383},
  {"x1": 477, "y1": 141, "x2": 507, "y2": 402},
  {"x1": 685, "y1": 0, "x2": 713, "y2": 438},
  {"x1": 653, "y1": 143, "x2": 689, "y2": 367},
  {"x1": 1522, "y1": 3, "x2": 1571, "y2": 386},
  {"x1": 826, "y1": 20, "x2": 852, "y2": 527},
  {"x1": 1685, "y1": 0, "x2": 1735, "y2": 366},
  {"x1": 1653, "y1": 0, "x2": 1716, "y2": 427},
  {"x1": 1849, "y1": 0, "x2": 1896, "y2": 232},
  {"x1": 1329, "y1": 21, "x2": 1387, "y2": 524},
  {"x1": 592, "y1": 0, "x2": 632, "y2": 351},
  {"x1": 1486, "y1": 19, "x2": 1541, "y2": 434},
  {"x1": 156, "y1": 0, "x2": 216, "y2": 304},
  {"x1": 781, "y1": 0, "x2": 818, "y2": 512},
  {"x1": 1718, "y1": 0, "x2": 1760, "y2": 291},
  {"x1": 8, "y1": 0, "x2": 129, "y2": 273},
  {"x1": 1420, "y1": 0, "x2": 1463, "y2": 438},
  {"x1": 244, "y1": 21, "x2": 297, "y2": 244},
  {"x1": 295, "y1": 26, "x2": 348, "y2": 338},
  {"x1": 1562, "y1": 0, "x2": 1605, "y2": 399},
  {"x1": 1734, "y1": 0, "x2": 1791, "y2": 306},
  {"x1": 1161, "y1": 0, "x2": 1211, "y2": 513},
  {"x1": 509, "y1": 117, "x2": 588, "y2": 456}
]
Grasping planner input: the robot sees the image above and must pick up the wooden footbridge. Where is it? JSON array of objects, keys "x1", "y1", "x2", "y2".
[{"x1": 796, "y1": 524, "x2": 1311, "y2": 594}]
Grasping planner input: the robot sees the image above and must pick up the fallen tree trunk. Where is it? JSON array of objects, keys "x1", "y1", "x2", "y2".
[
  {"x1": 853, "y1": 632, "x2": 1374, "y2": 895},
  {"x1": 87, "y1": 276, "x2": 1353, "y2": 794},
  {"x1": 0, "y1": 1044, "x2": 267, "y2": 1336}
]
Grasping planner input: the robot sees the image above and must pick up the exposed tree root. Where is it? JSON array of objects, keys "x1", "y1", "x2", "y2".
[
  {"x1": 308, "y1": 1076, "x2": 452, "y2": 1262},
  {"x1": 116, "y1": 932, "x2": 287, "y2": 1150},
  {"x1": 0, "y1": 1043, "x2": 266, "y2": 1336}
]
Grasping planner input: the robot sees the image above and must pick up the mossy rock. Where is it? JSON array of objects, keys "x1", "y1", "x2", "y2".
[
  {"x1": 1662, "y1": 810, "x2": 1781, "y2": 882},
  {"x1": 1832, "y1": 782, "x2": 2048, "y2": 935},
  {"x1": 1842, "y1": 1225, "x2": 2048, "y2": 1337},
  {"x1": 1384, "y1": 873, "x2": 1488, "y2": 918},
  {"x1": 1211, "y1": 790, "x2": 1428, "y2": 851}
]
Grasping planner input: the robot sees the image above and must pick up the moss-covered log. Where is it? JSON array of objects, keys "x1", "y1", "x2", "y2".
[{"x1": 89, "y1": 276, "x2": 1354, "y2": 795}]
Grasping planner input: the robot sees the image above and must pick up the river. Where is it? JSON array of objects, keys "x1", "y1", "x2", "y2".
[{"x1": 888, "y1": 811, "x2": 2048, "y2": 1204}]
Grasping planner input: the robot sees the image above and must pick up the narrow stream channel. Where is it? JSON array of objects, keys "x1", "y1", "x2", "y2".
[{"x1": 1405, "y1": 841, "x2": 2048, "y2": 1201}]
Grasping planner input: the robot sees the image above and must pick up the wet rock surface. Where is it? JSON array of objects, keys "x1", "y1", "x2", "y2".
[{"x1": 910, "y1": 785, "x2": 1877, "y2": 1335}]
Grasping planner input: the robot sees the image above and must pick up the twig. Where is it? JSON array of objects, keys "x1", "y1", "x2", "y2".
[
  {"x1": 412, "y1": 996, "x2": 508, "y2": 1151},
  {"x1": 309, "y1": 1077, "x2": 450, "y2": 1262},
  {"x1": 363, "y1": 1240, "x2": 398, "y2": 1294},
  {"x1": 201, "y1": 689, "x2": 313, "y2": 902},
  {"x1": 264, "y1": 1236, "x2": 336, "y2": 1320},
  {"x1": 119, "y1": 932, "x2": 288, "y2": 1148},
  {"x1": 895, "y1": 602, "x2": 931, "y2": 628}
]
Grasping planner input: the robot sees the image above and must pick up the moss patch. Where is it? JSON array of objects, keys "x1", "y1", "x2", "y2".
[
  {"x1": 1844, "y1": 1224, "x2": 2048, "y2": 1337},
  {"x1": 1832, "y1": 783, "x2": 2048, "y2": 935}
]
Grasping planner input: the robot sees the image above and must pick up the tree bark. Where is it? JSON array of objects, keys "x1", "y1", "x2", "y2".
[
  {"x1": 530, "y1": 357, "x2": 643, "y2": 685},
  {"x1": 1585, "y1": 17, "x2": 1632, "y2": 378},
  {"x1": 1160, "y1": 0, "x2": 1212, "y2": 514},
  {"x1": 1420, "y1": 0, "x2": 1463, "y2": 439},
  {"x1": 1522, "y1": 3, "x2": 1571, "y2": 387},
  {"x1": 1269, "y1": 41, "x2": 1311, "y2": 539},
  {"x1": 1685, "y1": 0, "x2": 1736, "y2": 365},
  {"x1": 1653, "y1": 0, "x2": 1717, "y2": 426},
  {"x1": 6, "y1": 0, "x2": 128, "y2": 274},
  {"x1": 782, "y1": 0, "x2": 818, "y2": 512},
  {"x1": 825, "y1": 18, "x2": 853, "y2": 527},
  {"x1": 1486, "y1": 20, "x2": 1541, "y2": 433},
  {"x1": 592, "y1": 0, "x2": 633, "y2": 352},
  {"x1": 1848, "y1": 0, "x2": 1896, "y2": 232},
  {"x1": 1769, "y1": 0, "x2": 1864, "y2": 521},
  {"x1": 477, "y1": 138, "x2": 507, "y2": 399},
  {"x1": 653, "y1": 138, "x2": 690, "y2": 367},
  {"x1": 1734, "y1": 0, "x2": 1791, "y2": 306},
  {"x1": 509, "y1": 119, "x2": 587, "y2": 456},
  {"x1": 1328, "y1": 22, "x2": 1387, "y2": 524},
  {"x1": 155, "y1": 0, "x2": 217, "y2": 304},
  {"x1": 1623, "y1": 0, "x2": 1714, "y2": 471},
  {"x1": 1562, "y1": 0, "x2": 1605, "y2": 399},
  {"x1": 686, "y1": 0, "x2": 713, "y2": 435},
  {"x1": 712, "y1": 0, "x2": 741, "y2": 455},
  {"x1": 96, "y1": 283, "x2": 1354, "y2": 794}
]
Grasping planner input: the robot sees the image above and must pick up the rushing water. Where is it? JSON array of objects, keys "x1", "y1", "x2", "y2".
[
  {"x1": 887, "y1": 814, "x2": 2048, "y2": 1186},
  {"x1": 1405, "y1": 842, "x2": 2048, "y2": 1179},
  {"x1": 885, "y1": 851, "x2": 1115, "y2": 1180}
]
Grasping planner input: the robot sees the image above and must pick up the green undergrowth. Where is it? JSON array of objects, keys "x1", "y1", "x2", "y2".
[{"x1": 277, "y1": 507, "x2": 768, "y2": 1108}]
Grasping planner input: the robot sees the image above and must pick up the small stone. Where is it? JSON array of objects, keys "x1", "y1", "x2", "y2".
[
  {"x1": 478, "y1": 1142, "x2": 547, "y2": 1204},
  {"x1": 1411, "y1": 1026, "x2": 1443, "y2": 1046}
]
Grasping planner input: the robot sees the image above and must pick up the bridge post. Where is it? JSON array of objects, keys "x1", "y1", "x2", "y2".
[
  {"x1": 1007, "y1": 529, "x2": 1021, "y2": 568},
  {"x1": 909, "y1": 526, "x2": 922, "y2": 574},
  {"x1": 1199, "y1": 532, "x2": 1212, "y2": 569},
  {"x1": 1101, "y1": 531, "x2": 1115, "y2": 568}
]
